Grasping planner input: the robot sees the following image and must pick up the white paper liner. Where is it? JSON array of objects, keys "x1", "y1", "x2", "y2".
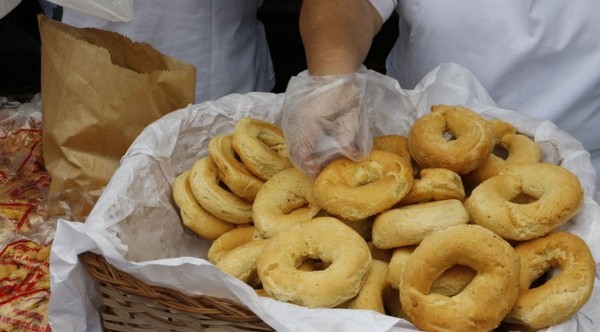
[{"x1": 48, "y1": 63, "x2": 600, "y2": 332}]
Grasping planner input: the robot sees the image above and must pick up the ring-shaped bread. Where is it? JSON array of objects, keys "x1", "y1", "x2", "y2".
[
  {"x1": 487, "y1": 118, "x2": 517, "y2": 140},
  {"x1": 372, "y1": 199, "x2": 469, "y2": 248},
  {"x1": 252, "y1": 167, "x2": 321, "y2": 238},
  {"x1": 172, "y1": 170, "x2": 235, "y2": 240},
  {"x1": 207, "y1": 226, "x2": 258, "y2": 264},
  {"x1": 505, "y1": 231, "x2": 595, "y2": 329},
  {"x1": 399, "y1": 168, "x2": 465, "y2": 205},
  {"x1": 347, "y1": 259, "x2": 391, "y2": 314},
  {"x1": 399, "y1": 224, "x2": 520, "y2": 332},
  {"x1": 215, "y1": 239, "x2": 269, "y2": 286},
  {"x1": 407, "y1": 105, "x2": 494, "y2": 174},
  {"x1": 231, "y1": 117, "x2": 292, "y2": 181},
  {"x1": 257, "y1": 217, "x2": 372, "y2": 308},
  {"x1": 466, "y1": 133, "x2": 541, "y2": 186},
  {"x1": 464, "y1": 163, "x2": 584, "y2": 241},
  {"x1": 313, "y1": 150, "x2": 413, "y2": 221},
  {"x1": 188, "y1": 156, "x2": 253, "y2": 224},
  {"x1": 208, "y1": 134, "x2": 264, "y2": 202},
  {"x1": 373, "y1": 134, "x2": 411, "y2": 160},
  {"x1": 387, "y1": 246, "x2": 475, "y2": 296}
]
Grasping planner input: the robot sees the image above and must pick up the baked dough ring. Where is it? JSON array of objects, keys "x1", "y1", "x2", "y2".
[
  {"x1": 400, "y1": 224, "x2": 520, "y2": 332},
  {"x1": 207, "y1": 226, "x2": 258, "y2": 264},
  {"x1": 487, "y1": 118, "x2": 517, "y2": 140},
  {"x1": 257, "y1": 217, "x2": 372, "y2": 308},
  {"x1": 373, "y1": 134, "x2": 411, "y2": 160},
  {"x1": 215, "y1": 239, "x2": 269, "y2": 286},
  {"x1": 505, "y1": 232, "x2": 595, "y2": 329},
  {"x1": 347, "y1": 259, "x2": 391, "y2": 314},
  {"x1": 208, "y1": 134, "x2": 264, "y2": 202},
  {"x1": 252, "y1": 167, "x2": 321, "y2": 238},
  {"x1": 465, "y1": 163, "x2": 584, "y2": 241},
  {"x1": 314, "y1": 150, "x2": 413, "y2": 221},
  {"x1": 372, "y1": 199, "x2": 469, "y2": 249},
  {"x1": 407, "y1": 105, "x2": 494, "y2": 174},
  {"x1": 387, "y1": 246, "x2": 475, "y2": 296},
  {"x1": 231, "y1": 117, "x2": 292, "y2": 181},
  {"x1": 172, "y1": 170, "x2": 234, "y2": 240},
  {"x1": 399, "y1": 168, "x2": 465, "y2": 205},
  {"x1": 466, "y1": 133, "x2": 541, "y2": 186},
  {"x1": 189, "y1": 156, "x2": 253, "y2": 224}
]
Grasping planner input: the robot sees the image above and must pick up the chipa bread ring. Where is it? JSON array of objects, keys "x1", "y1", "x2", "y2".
[
  {"x1": 188, "y1": 156, "x2": 253, "y2": 224},
  {"x1": 231, "y1": 117, "x2": 292, "y2": 180},
  {"x1": 257, "y1": 217, "x2": 372, "y2": 308},
  {"x1": 464, "y1": 163, "x2": 584, "y2": 241},
  {"x1": 407, "y1": 105, "x2": 494, "y2": 174},
  {"x1": 399, "y1": 168, "x2": 465, "y2": 205},
  {"x1": 313, "y1": 150, "x2": 413, "y2": 221},
  {"x1": 172, "y1": 170, "x2": 234, "y2": 240},
  {"x1": 372, "y1": 199, "x2": 469, "y2": 249},
  {"x1": 252, "y1": 167, "x2": 321, "y2": 239},
  {"x1": 399, "y1": 224, "x2": 520, "y2": 332},
  {"x1": 505, "y1": 231, "x2": 595, "y2": 329},
  {"x1": 208, "y1": 134, "x2": 264, "y2": 202}
]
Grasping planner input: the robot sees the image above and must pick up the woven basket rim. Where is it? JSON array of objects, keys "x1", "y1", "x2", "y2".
[{"x1": 79, "y1": 251, "x2": 273, "y2": 331}]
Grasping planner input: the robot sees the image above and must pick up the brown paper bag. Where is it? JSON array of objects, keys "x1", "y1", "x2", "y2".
[{"x1": 38, "y1": 15, "x2": 196, "y2": 196}]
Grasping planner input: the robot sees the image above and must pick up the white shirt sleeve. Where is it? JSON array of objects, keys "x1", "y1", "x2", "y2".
[
  {"x1": 367, "y1": 0, "x2": 397, "y2": 21},
  {"x1": 0, "y1": 0, "x2": 21, "y2": 19}
]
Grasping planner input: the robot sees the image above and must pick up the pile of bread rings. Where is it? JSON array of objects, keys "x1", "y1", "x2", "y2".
[{"x1": 172, "y1": 105, "x2": 596, "y2": 332}]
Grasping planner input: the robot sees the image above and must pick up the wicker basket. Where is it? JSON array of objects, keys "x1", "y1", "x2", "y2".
[{"x1": 79, "y1": 252, "x2": 274, "y2": 331}]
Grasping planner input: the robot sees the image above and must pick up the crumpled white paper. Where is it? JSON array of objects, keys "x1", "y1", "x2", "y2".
[{"x1": 48, "y1": 63, "x2": 600, "y2": 332}]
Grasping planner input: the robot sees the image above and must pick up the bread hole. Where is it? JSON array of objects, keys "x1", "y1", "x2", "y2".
[
  {"x1": 257, "y1": 132, "x2": 286, "y2": 155},
  {"x1": 492, "y1": 145, "x2": 509, "y2": 160},
  {"x1": 431, "y1": 264, "x2": 476, "y2": 297},
  {"x1": 297, "y1": 257, "x2": 331, "y2": 271},
  {"x1": 443, "y1": 131, "x2": 457, "y2": 141},
  {"x1": 509, "y1": 192, "x2": 538, "y2": 204},
  {"x1": 528, "y1": 268, "x2": 553, "y2": 290},
  {"x1": 217, "y1": 179, "x2": 234, "y2": 192},
  {"x1": 354, "y1": 162, "x2": 384, "y2": 186}
]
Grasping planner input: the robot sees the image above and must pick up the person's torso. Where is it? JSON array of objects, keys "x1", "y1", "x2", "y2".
[
  {"x1": 387, "y1": 0, "x2": 600, "y2": 174},
  {"x1": 61, "y1": 0, "x2": 275, "y2": 103}
]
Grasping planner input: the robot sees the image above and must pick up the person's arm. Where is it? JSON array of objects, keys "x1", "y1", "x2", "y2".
[{"x1": 299, "y1": 0, "x2": 384, "y2": 76}]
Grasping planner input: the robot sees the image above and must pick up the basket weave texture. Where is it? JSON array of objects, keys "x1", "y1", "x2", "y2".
[{"x1": 79, "y1": 252, "x2": 274, "y2": 331}]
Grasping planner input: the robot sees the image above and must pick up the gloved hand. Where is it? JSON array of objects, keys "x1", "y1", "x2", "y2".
[{"x1": 281, "y1": 69, "x2": 372, "y2": 178}]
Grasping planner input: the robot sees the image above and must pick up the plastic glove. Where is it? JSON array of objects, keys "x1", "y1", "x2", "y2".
[{"x1": 281, "y1": 68, "x2": 372, "y2": 178}]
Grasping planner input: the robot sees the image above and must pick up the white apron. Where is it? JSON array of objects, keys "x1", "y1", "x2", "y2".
[
  {"x1": 61, "y1": 0, "x2": 275, "y2": 103},
  {"x1": 373, "y1": 0, "x2": 600, "y2": 182}
]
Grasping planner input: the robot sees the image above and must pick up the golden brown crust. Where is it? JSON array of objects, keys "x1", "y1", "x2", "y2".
[
  {"x1": 372, "y1": 199, "x2": 469, "y2": 249},
  {"x1": 387, "y1": 246, "x2": 475, "y2": 296},
  {"x1": 257, "y1": 217, "x2": 372, "y2": 308},
  {"x1": 505, "y1": 232, "x2": 596, "y2": 329},
  {"x1": 488, "y1": 118, "x2": 517, "y2": 140},
  {"x1": 231, "y1": 117, "x2": 292, "y2": 181},
  {"x1": 347, "y1": 259, "x2": 391, "y2": 314},
  {"x1": 313, "y1": 150, "x2": 413, "y2": 221},
  {"x1": 172, "y1": 170, "x2": 234, "y2": 241},
  {"x1": 373, "y1": 134, "x2": 411, "y2": 160},
  {"x1": 465, "y1": 133, "x2": 542, "y2": 186},
  {"x1": 400, "y1": 224, "x2": 520, "y2": 332},
  {"x1": 252, "y1": 167, "x2": 321, "y2": 239},
  {"x1": 188, "y1": 156, "x2": 253, "y2": 224},
  {"x1": 208, "y1": 134, "x2": 264, "y2": 202},
  {"x1": 207, "y1": 226, "x2": 258, "y2": 264},
  {"x1": 215, "y1": 239, "x2": 269, "y2": 285},
  {"x1": 399, "y1": 168, "x2": 465, "y2": 205},
  {"x1": 407, "y1": 105, "x2": 494, "y2": 174},
  {"x1": 464, "y1": 163, "x2": 584, "y2": 241}
]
